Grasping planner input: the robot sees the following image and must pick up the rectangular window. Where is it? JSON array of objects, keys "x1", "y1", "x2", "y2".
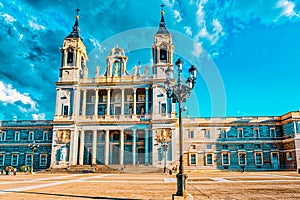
[
  {"x1": 206, "y1": 144, "x2": 212, "y2": 149},
  {"x1": 11, "y1": 154, "x2": 19, "y2": 166},
  {"x1": 25, "y1": 154, "x2": 32, "y2": 166},
  {"x1": 190, "y1": 154, "x2": 197, "y2": 165},
  {"x1": 237, "y1": 129, "x2": 243, "y2": 138},
  {"x1": 239, "y1": 153, "x2": 247, "y2": 165},
  {"x1": 0, "y1": 154, "x2": 4, "y2": 166},
  {"x1": 40, "y1": 154, "x2": 47, "y2": 166},
  {"x1": 188, "y1": 130, "x2": 195, "y2": 139},
  {"x1": 255, "y1": 152, "x2": 263, "y2": 165},
  {"x1": 205, "y1": 153, "x2": 213, "y2": 165},
  {"x1": 253, "y1": 128, "x2": 260, "y2": 138},
  {"x1": 238, "y1": 144, "x2": 244, "y2": 149},
  {"x1": 63, "y1": 105, "x2": 69, "y2": 116},
  {"x1": 67, "y1": 50, "x2": 73, "y2": 64},
  {"x1": 222, "y1": 145, "x2": 228, "y2": 150},
  {"x1": 161, "y1": 103, "x2": 166, "y2": 114},
  {"x1": 220, "y1": 129, "x2": 227, "y2": 138},
  {"x1": 222, "y1": 153, "x2": 230, "y2": 165},
  {"x1": 43, "y1": 131, "x2": 49, "y2": 140},
  {"x1": 270, "y1": 128, "x2": 276, "y2": 138},
  {"x1": 0, "y1": 131, "x2": 6, "y2": 141},
  {"x1": 15, "y1": 131, "x2": 20, "y2": 141},
  {"x1": 205, "y1": 130, "x2": 210, "y2": 139},
  {"x1": 28, "y1": 131, "x2": 34, "y2": 141}
]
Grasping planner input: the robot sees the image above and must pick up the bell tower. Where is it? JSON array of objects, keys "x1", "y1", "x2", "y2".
[
  {"x1": 152, "y1": 4, "x2": 174, "y2": 80},
  {"x1": 59, "y1": 8, "x2": 87, "y2": 82}
]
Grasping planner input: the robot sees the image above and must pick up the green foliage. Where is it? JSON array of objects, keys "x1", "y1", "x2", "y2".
[
  {"x1": 19, "y1": 165, "x2": 31, "y2": 172},
  {"x1": 5, "y1": 166, "x2": 15, "y2": 172}
]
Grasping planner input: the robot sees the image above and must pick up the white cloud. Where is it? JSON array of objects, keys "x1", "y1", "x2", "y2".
[
  {"x1": 276, "y1": 0, "x2": 298, "y2": 18},
  {"x1": 29, "y1": 20, "x2": 45, "y2": 31},
  {"x1": 0, "y1": 81, "x2": 37, "y2": 112},
  {"x1": 1, "y1": 13, "x2": 16, "y2": 23},
  {"x1": 192, "y1": 42, "x2": 203, "y2": 57},
  {"x1": 174, "y1": 10, "x2": 182, "y2": 23},
  {"x1": 195, "y1": 18, "x2": 224, "y2": 45},
  {"x1": 89, "y1": 38, "x2": 101, "y2": 47},
  {"x1": 32, "y1": 113, "x2": 46, "y2": 120},
  {"x1": 184, "y1": 26, "x2": 192, "y2": 36},
  {"x1": 196, "y1": 0, "x2": 207, "y2": 27}
]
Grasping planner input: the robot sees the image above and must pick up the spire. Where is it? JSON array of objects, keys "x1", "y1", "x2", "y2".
[
  {"x1": 66, "y1": 8, "x2": 81, "y2": 38},
  {"x1": 157, "y1": 3, "x2": 169, "y2": 34}
]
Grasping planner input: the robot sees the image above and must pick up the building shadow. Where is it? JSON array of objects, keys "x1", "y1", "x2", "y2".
[{"x1": 2, "y1": 191, "x2": 141, "y2": 200}]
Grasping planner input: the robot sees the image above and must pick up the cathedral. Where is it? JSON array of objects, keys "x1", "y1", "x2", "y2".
[{"x1": 0, "y1": 7, "x2": 300, "y2": 173}]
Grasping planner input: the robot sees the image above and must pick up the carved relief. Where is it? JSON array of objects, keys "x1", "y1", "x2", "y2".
[
  {"x1": 56, "y1": 130, "x2": 71, "y2": 143},
  {"x1": 156, "y1": 128, "x2": 172, "y2": 143}
]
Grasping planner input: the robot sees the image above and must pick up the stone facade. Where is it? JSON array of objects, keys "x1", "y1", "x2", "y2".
[
  {"x1": 0, "y1": 8, "x2": 300, "y2": 172},
  {"x1": 0, "y1": 120, "x2": 52, "y2": 171}
]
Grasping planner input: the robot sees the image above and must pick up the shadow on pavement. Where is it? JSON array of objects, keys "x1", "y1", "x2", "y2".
[{"x1": 1, "y1": 190, "x2": 141, "y2": 200}]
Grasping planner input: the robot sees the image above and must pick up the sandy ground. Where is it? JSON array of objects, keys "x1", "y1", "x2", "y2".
[{"x1": 0, "y1": 171, "x2": 300, "y2": 199}]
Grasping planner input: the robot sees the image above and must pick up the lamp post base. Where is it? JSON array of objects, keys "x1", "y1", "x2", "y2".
[{"x1": 172, "y1": 193, "x2": 194, "y2": 200}]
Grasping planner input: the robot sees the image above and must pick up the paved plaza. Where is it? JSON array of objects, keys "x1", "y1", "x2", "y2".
[{"x1": 0, "y1": 171, "x2": 300, "y2": 199}]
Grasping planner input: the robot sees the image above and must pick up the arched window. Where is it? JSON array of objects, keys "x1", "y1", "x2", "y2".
[
  {"x1": 67, "y1": 50, "x2": 74, "y2": 64},
  {"x1": 160, "y1": 49, "x2": 167, "y2": 61}
]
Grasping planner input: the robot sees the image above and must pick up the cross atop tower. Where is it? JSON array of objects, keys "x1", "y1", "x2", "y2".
[
  {"x1": 75, "y1": 8, "x2": 80, "y2": 16},
  {"x1": 160, "y1": 3, "x2": 165, "y2": 11}
]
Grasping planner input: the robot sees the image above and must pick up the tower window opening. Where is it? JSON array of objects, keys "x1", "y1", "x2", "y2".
[
  {"x1": 160, "y1": 49, "x2": 167, "y2": 61},
  {"x1": 67, "y1": 50, "x2": 74, "y2": 64}
]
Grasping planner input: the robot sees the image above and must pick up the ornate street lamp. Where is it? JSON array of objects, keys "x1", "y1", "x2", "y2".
[
  {"x1": 155, "y1": 128, "x2": 172, "y2": 173},
  {"x1": 165, "y1": 58, "x2": 197, "y2": 197},
  {"x1": 28, "y1": 140, "x2": 39, "y2": 174}
]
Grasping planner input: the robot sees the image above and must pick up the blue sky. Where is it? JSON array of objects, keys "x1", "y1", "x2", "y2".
[{"x1": 0, "y1": 0, "x2": 300, "y2": 120}]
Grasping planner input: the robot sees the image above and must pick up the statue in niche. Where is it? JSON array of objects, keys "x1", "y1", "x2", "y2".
[
  {"x1": 114, "y1": 62, "x2": 119, "y2": 77},
  {"x1": 59, "y1": 147, "x2": 67, "y2": 161},
  {"x1": 95, "y1": 66, "x2": 100, "y2": 77},
  {"x1": 145, "y1": 65, "x2": 149, "y2": 76}
]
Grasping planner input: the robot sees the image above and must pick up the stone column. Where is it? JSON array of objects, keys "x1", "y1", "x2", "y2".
[
  {"x1": 50, "y1": 130, "x2": 57, "y2": 167},
  {"x1": 55, "y1": 89, "x2": 60, "y2": 116},
  {"x1": 69, "y1": 130, "x2": 75, "y2": 165},
  {"x1": 132, "y1": 129, "x2": 136, "y2": 165},
  {"x1": 133, "y1": 88, "x2": 137, "y2": 115},
  {"x1": 73, "y1": 86, "x2": 80, "y2": 118},
  {"x1": 63, "y1": 50, "x2": 67, "y2": 66},
  {"x1": 145, "y1": 88, "x2": 149, "y2": 115},
  {"x1": 82, "y1": 89, "x2": 87, "y2": 116},
  {"x1": 121, "y1": 89, "x2": 125, "y2": 115},
  {"x1": 105, "y1": 130, "x2": 109, "y2": 165},
  {"x1": 94, "y1": 89, "x2": 98, "y2": 117},
  {"x1": 145, "y1": 129, "x2": 149, "y2": 165},
  {"x1": 92, "y1": 130, "x2": 97, "y2": 164},
  {"x1": 79, "y1": 130, "x2": 85, "y2": 165},
  {"x1": 152, "y1": 129, "x2": 158, "y2": 167},
  {"x1": 106, "y1": 89, "x2": 111, "y2": 116},
  {"x1": 120, "y1": 130, "x2": 124, "y2": 165}
]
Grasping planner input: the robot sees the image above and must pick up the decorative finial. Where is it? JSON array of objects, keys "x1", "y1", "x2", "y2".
[
  {"x1": 160, "y1": 3, "x2": 165, "y2": 15},
  {"x1": 138, "y1": 61, "x2": 141, "y2": 66}
]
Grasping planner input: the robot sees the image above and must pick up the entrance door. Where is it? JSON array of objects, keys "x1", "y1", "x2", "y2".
[
  {"x1": 84, "y1": 148, "x2": 92, "y2": 165},
  {"x1": 138, "y1": 147, "x2": 145, "y2": 165},
  {"x1": 272, "y1": 153, "x2": 279, "y2": 170}
]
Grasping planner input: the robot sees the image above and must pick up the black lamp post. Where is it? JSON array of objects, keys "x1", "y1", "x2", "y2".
[
  {"x1": 28, "y1": 140, "x2": 39, "y2": 174},
  {"x1": 165, "y1": 58, "x2": 197, "y2": 197}
]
